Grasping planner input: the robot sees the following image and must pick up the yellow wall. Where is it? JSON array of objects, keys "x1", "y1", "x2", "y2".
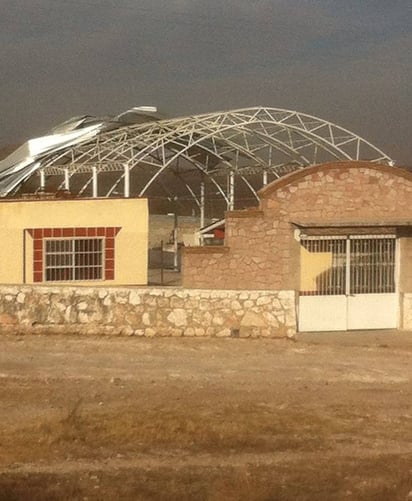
[
  {"x1": 0, "y1": 198, "x2": 148, "y2": 286},
  {"x1": 300, "y1": 245, "x2": 334, "y2": 292}
]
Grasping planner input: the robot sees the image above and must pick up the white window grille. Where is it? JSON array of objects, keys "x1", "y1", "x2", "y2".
[
  {"x1": 300, "y1": 238, "x2": 346, "y2": 295},
  {"x1": 300, "y1": 235, "x2": 396, "y2": 296},
  {"x1": 44, "y1": 238, "x2": 104, "y2": 281},
  {"x1": 349, "y1": 237, "x2": 395, "y2": 294}
]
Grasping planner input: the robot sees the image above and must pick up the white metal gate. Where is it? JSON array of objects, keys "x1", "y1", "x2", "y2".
[{"x1": 298, "y1": 235, "x2": 398, "y2": 332}]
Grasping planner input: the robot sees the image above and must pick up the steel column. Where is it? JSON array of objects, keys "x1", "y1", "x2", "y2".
[
  {"x1": 92, "y1": 166, "x2": 98, "y2": 198},
  {"x1": 64, "y1": 169, "x2": 70, "y2": 191},
  {"x1": 200, "y1": 181, "x2": 205, "y2": 245},
  {"x1": 228, "y1": 170, "x2": 235, "y2": 211},
  {"x1": 39, "y1": 170, "x2": 45, "y2": 192},
  {"x1": 124, "y1": 164, "x2": 130, "y2": 198}
]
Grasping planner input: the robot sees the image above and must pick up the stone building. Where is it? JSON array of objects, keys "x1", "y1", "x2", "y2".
[{"x1": 183, "y1": 161, "x2": 412, "y2": 332}]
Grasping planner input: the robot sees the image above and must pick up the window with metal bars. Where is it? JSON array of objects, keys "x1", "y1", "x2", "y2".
[
  {"x1": 44, "y1": 238, "x2": 104, "y2": 282},
  {"x1": 300, "y1": 238, "x2": 346, "y2": 295},
  {"x1": 349, "y1": 238, "x2": 395, "y2": 294},
  {"x1": 300, "y1": 236, "x2": 396, "y2": 295}
]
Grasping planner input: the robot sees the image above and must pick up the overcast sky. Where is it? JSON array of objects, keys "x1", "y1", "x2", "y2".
[{"x1": 1, "y1": 0, "x2": 411, "y2": 163}]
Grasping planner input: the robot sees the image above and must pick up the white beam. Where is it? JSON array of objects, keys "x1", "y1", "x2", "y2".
[
  {"x1": 200, "y1": 181, "x2": 205, "y2": 245},
  {"x1": 228, "y1": 170, "x2": 235, "y2": 211},
  {"x1": 39, "y1": 170, "x2": 45, "y2": 192},
  {"x1": 92, "y1": 166, "x2": 98, "y2": 198},
  {"x1": 64, "y1": 169, "x2": 70, "y2": 191},
  {"x1": 124, "y1": 164, "x2": 130, "y2": 198}
]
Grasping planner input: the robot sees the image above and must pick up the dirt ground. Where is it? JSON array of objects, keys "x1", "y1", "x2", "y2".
[{"x1": 1, "y1": 331, "x2": 412, "y2": 500}]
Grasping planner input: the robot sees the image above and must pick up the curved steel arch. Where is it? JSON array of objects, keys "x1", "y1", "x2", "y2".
[
  {"x1": 1, "y1": 107, "x2": 393, "y2": 217},
  {"x1": 39, "y1": 106, "x2": 392, "y2": 169}
]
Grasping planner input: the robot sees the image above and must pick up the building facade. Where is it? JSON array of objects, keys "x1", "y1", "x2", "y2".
[
  {"x1": 0, "y1": 197, "x2": 148, "y2": 286},
  {"x1": 183, "y1": 161, "x2": 412, "y2": 332}
]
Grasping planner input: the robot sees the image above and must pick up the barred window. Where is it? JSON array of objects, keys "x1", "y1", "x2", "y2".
[
  {"x1": 44, "y1": 238, "x2": 104, "y2": 282},
  {"x1": 300, "y1": 236, "x2": 396, "y2": 296},
  {"x1": 349, "y1": 238, "x2": 395, "y2": 294}
]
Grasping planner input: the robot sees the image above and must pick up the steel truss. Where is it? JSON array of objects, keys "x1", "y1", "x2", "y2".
[{"x1": 3, "y1": 107, "x2": 393, "y2": 219}]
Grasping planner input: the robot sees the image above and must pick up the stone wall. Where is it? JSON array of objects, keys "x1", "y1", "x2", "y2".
[{"x1": 0, "y1": 285, "x2": 297, "y2": 338}]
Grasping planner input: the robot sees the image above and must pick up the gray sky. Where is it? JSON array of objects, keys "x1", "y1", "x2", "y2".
[{"x1": 1, "y1": 0, "x2": 411, "y2": 163}]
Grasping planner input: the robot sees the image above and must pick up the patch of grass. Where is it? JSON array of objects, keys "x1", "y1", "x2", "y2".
[
  {"x1": 1, "y1": 455, "x2": 412, "y2": 501},
  {"x1": 24, "y1": 402, "x2": 335, "y2": 459},
  {"x1": 1, "y1": 400, "x2": 345, "y2": 466},
  {"x1": 0, "y1": 475, "x2": 83, "y2": 501},
  {"x1": 4, "y1": 398, "x2": 411, "y2": 469},
  {"x1": 39, "y1": 398, "x2": 86, "y2": 444}
]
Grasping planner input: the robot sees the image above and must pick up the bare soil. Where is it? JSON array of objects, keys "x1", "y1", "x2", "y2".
[{"x1": 1, "y1": 331, "x2": 412, "y2": 500}]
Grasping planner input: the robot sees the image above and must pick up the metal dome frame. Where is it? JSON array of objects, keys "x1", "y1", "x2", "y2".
[{"x1": 2, "y1": 107, "x2": 393, "y2": 222}]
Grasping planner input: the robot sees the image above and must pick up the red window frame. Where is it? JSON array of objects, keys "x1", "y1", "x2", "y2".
[{"x1": 27, "y1": 227, "x2": 121, "y2": 282}]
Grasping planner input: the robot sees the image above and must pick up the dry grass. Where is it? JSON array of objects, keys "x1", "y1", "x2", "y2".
[
  {"x1": 4, "y1": 399, "x2": 348, "y2": 464},
  {"x1": 1, "y1": 400, "x2": 407, "y2": 500},
  {"x1": 2, "y1": 335, "x2": 412, "y2": 500},
  {"x1": 1, "y1": 456, "x2": 412, "y2": 501}
]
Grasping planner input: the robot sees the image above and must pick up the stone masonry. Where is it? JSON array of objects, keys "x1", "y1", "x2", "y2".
[
  {"x1": 183, "y1": 162, "x2": 412, "y2": 292},
  {"x1": 0, "y1": 285, "x2": 296, "y2": 338}
]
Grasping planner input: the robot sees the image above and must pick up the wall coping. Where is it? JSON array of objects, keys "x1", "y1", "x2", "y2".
[
  {"x1": 0, "y1": 196, "x2": 145, "y2": 205},
  {"x1": 183, "y1": 246, "x2": 230, "y2": 254},
  {"x1": 258, "y1": 161, "x2": 412, "y2": 198},
  {"x1": 0, "y1": 283, "x2": 294, "y2": 294},
  {"x1": 293, "y1": 220, "x2": 412, "y2": 228},
  {"x1": 225, "y1": 209, "x2": 264, "y2": 219}
]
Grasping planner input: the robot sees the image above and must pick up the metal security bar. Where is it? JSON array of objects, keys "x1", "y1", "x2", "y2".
[
  {"x1": 300, "y1": 235, "x2": 396, "y2": 296},
  {"x1": 300, "y1": 237, "x2": 346, "y2": 295},
  {"x1": 349, "y1": 237, "x2": 396, "y2": 294},
  {"x1": 44, "y1": 238, "x2": 104, "y2": 281}
]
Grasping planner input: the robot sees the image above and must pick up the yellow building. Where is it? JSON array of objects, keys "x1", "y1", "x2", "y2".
[{"x1": 0, "y1": 197, "x2": 148, "y2": 286}]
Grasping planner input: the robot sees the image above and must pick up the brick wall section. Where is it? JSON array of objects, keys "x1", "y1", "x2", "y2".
[{"x1": 183, "y1": 162, "x2": 412, "y2": 290}]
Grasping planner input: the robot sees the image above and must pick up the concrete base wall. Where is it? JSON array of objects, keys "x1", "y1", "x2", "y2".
[{"x1": 0, "y1": 285, "x2": 297, "y2": 338}]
